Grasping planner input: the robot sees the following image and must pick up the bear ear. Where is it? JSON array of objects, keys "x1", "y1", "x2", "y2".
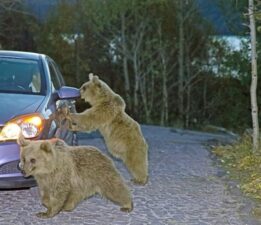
[
  {"x1": 92, "y1": 75, "x2": 99, "y2": 83},
  {"x1": 40, "y1": 141, "x2": 52, "y2": 153},
  {"x1": 89, "y1": 73, "x2": 101, "y2": 87},
  {"x1": 92, "y1": 75, "x2": 102, "y2": 88},
  {"x1": 17, "y1": 134, "x2": 30, "y2": 147},
  {"x1": 89, "y1": 73, "x2": 94, "y2": 81}
]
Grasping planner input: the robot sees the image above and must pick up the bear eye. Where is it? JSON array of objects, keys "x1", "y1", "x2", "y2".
[
  {"x1": 82, "y1": 86, "x2": 86, "y2": 91},
  {"x1": 30, "y1": 158, "x2": 36, "y2": 164}
]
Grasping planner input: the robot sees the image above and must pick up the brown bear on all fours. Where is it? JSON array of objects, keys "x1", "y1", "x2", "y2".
[
  {"x1": 18, "y1": 136, "x2": 133, "y2": 218},
  {"x1": 69, "y1": 73, "x2": 148, "y2": 185}
]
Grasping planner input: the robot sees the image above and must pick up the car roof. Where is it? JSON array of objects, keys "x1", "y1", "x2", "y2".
[{"x1": 0, "y1": 50, "x2": 45, "y2": 60}]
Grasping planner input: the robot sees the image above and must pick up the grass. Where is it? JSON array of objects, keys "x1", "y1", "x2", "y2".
[{"x1": 212, "y1": 135, "x2": 261, "y2": 202}]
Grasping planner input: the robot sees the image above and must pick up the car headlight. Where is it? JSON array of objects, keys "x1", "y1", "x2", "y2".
[{"x1": 0, "y1": 114, "x2": 44, "y2": 141}]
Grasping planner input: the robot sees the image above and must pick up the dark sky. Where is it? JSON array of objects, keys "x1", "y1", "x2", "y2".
[
  {"x1": 25, "y1": 0, "x2": 245, "y2": 35},
  {"x1": 196, "y1": 0, "x2": 246, "y2": 35}
]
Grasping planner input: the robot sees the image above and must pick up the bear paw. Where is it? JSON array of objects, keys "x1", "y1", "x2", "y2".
[
  {"x1": 131, "y1": 177, "x2": 148, "y2": 185},
  {"x1": 120, "y1": 201, "x2": 133, "y2": 213},
  {"x1": 63, "y1": 204, "x2": 76, "y2": 212},
  {"x1": 36, "y1": 211, "x2": 51, "y2": 219}
]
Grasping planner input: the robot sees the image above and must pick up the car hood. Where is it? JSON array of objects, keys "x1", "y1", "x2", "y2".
[{"x1": 0, "y1": 93, "x2": 45, "y2": 125}]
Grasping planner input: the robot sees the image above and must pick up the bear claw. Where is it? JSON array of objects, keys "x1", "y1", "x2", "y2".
[
  {"x1": 36, "y1": 212, "x2": 50, "y2": 219},
  {"x1": 131, "y1": 178, "x2": 148, "y2": 185},
  {"x1": 120, "y1": 202, "x2": 133, "y2": 213}
]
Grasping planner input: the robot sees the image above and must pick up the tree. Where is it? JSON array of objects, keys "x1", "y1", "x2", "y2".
[
  {"x1": 177, "y1": 0, "x2": 185, "y2": 126},
  {"x1": 17, "y1": 0, "x2": 256, "y2": 132},
  {"x1": 249, "y1": 0, "x2": 259, "y2": 151},
  {"x1": 36, "y1": 2, "x2": 88, "y2": 86},
  {"x1": 80, "y1": 0, "x2": 170, "y2": 122},
  {"x1": 157, "y1": 22, "x2": 174, "y2": 126},
  {"x1": 0, "y1": 0, "x2": 37, "y2": 50}
]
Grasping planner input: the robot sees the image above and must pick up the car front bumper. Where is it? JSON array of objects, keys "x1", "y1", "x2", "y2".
[{"x1": 0, "y1": 141, "x2": 36, "y2": 189}]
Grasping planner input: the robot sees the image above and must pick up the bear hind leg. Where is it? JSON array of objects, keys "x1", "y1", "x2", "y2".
[
  {"x1": 101, "y1": 183, "x2": 133, "y2": 212},
  {"x1": 125, "y1": 151, "x2": 148, "y2": 185}
]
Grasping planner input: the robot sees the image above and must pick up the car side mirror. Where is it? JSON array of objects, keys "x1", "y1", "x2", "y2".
[{"x1": 57, "y1": 86, "x2": 80, "y2": 99}]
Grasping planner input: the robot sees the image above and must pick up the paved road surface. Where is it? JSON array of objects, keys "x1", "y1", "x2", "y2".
[{"x1": 0, "y1": 125, "x2": 260, "y2": 225}]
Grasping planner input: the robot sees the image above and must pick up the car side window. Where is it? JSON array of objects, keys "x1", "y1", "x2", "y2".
[
  {"x1": 52, "y1": 61, "x2": 65, "y2": 86},
  {"x1": 48, "y1": 61, "x2": 61, "y2": 91}
]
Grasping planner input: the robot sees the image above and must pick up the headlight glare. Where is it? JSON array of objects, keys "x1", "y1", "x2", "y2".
[
  {"x1": 0, "y1": 114, "x2": 44, "y2": 141},
  {"x1": 20, "y1": 123, "x2": 38, "y2": 138},
  {"x1": 0, "y1": 123, "x2": 21, "y2": 140}
]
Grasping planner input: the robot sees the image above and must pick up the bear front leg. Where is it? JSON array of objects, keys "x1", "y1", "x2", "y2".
[
  {"x1": 40, "y1": 193, "x2": 50, "y2": 209},
  {"x1": 69, "y1": 122, "x2": 83, "y2": 132},
  {"x1": 62, "y1": 192, "x2": 83, "y2": 212},
  {"x1": 36, "y1": 192, "x2": 68, "y2": 218},
  {"x1": 36, "y1": 202, "x2": 64, "y2": 218},
  {"x1": 69, "y1": 111, "x2": 100, "y2": 132},
  {"x1": 66, "y1": 113, "x2": 83, "y2": 131},
  {"x1": 38, "y1": 187, "x2": 51, "y2": 208}
]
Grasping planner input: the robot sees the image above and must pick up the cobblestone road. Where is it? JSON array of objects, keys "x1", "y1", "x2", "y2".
[{"x1": 0, "y1": 125, "x2": 260, "y2": 225}]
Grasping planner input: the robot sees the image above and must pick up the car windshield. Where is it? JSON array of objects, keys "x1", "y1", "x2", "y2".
[{"x1": 0, "y1": 57, "x2": 44, "y2": 95}]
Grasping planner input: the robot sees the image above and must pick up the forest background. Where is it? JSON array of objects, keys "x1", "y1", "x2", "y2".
[{"x1": 0, "y1": 0, "x2": 258, "y2": 132}]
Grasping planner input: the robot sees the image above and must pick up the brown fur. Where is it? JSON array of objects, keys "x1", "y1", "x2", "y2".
[
  {"x1": 69, "y1": 73, "x2": 148, "y2": 185},
  {"x1": 18, "y1": 136, "x2": 133, "y2": 218}
]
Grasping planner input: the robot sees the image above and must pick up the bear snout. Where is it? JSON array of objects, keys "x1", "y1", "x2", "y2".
[
  {"x1": 79, "y1": 89, "x2": 84, "y2": 98},
  {"x1": 18, "y1": 161, "x2": 23, "y2": 170},
  {"x1": 80, "y1": 87, "x2": 85, "y2": 94},
  {"x1": 18, "y1": 162, "x2": 29, "y2": 177},
  {"x1": 18, "y1": 163, "x2": 26, "y2": 175}
]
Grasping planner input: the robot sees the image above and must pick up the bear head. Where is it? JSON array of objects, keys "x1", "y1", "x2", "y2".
[
  {"x1": 79, "y1": 73, "x2": 111, "y2": 105},
  {"x1": 17, "y1": 136, "x2": 57, "y2": 177}
]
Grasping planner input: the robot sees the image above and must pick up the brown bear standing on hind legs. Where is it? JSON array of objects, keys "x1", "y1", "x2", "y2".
[
  {"x1": 69, "y1": 73, "x2": 148, "y2": 185},
  {"x1": 18, "y1": 136, "x2": 133, "y2": 218}
]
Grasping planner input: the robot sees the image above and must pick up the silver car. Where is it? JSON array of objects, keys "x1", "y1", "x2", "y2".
[{"x1": 0, "y1": 51, "x2": 80, "y2": 189}]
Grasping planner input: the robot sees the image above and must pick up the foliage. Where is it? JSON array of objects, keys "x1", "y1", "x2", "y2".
[
  {"x1": 0, "y1": 1, "x2": 38, "y2": 51},
  {"x1": 35, "y1": 2, "x2": 86, "y2": 85},
  {"x1": 213, "y1": 135, "x2": 261, "y2": 200}
]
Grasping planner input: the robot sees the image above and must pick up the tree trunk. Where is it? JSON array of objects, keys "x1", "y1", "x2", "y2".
[
  {"x1": 178, "y1": 0, "x2": 184, "y2": 126},
  {"x1": 249, "y1": 0, "x2": 259, "y2": 151},
  {"x1": 133, "y1": 52, "x2": 139, "y2": 119},
  {"x1": 185, "y1": 85, "x2": 191, "y2": 128},
  {"x1": 140, "y1": 79, "x2": 150, "y2": 123},
  {"x1": 203, "y1": 77, "x2": 207, "y2": 119},
  {"x1": 160, "y1": 51, "x2": 169, "y2": 126},
  {"x1": 157, "y1": 22, "x2": 169, "y2": 126},
  {"x1": 132, "y1": 21, "x2": 145, "y2": 120},
  {"x1": 75, "y1": 38, "x2": 80, "y2": 86},
  {"x1": 185, "y1": 45, "x2": 191, "y2": 128},
  {"x1": 120, "y1": 12, "x2": 131, "y2": 109},
  {"x1": 161, "y1": 70, "x2": 169, "y2": 126}
]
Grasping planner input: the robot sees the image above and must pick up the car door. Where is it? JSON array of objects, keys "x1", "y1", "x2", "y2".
[
  {"x1": 49, "y1": 59, "x2": 77, "y2": 116},
  {"x1": 47, "y1": 58, "x2": 77, "y2": 144}
]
